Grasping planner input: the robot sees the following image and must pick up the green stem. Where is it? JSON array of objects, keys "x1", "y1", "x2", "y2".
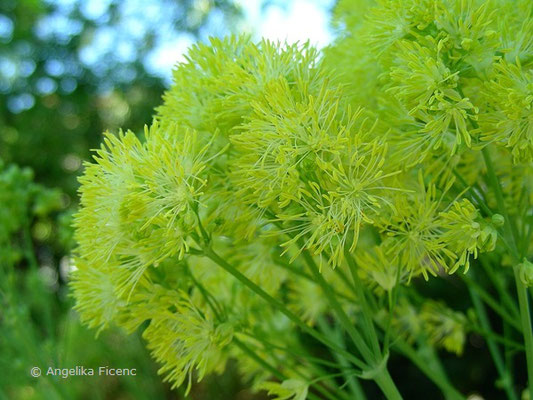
[
  {"x1": 272, "y1": 253, "x2": 358, "y2": 303},
  {"x1": 233, "y1": 338, "x2": 325, "y2": 400},
  {"x1": 373, "y1": 369, "x2": 403, "y2": 400},
  {"x1": 370, "y1": 301, "x2": 464, "y2": 400},
  {"x1": 468, "y1": 325, "x2": 524, "y2": 351},
  {"x1": 195, "y1": 266, "x2": 343, "y2": 400},
  {"x1": 247, "y1": 330, "x2": 356, "y2": 372},
  {"x1": 317, "y1": 316, "x2": 367, "y2": 400},
  {"x1": 481, "y1": 148, "x2": 519, "y2": 257},
  {"x1": 300, "y1": 249, "x2": 377, "y2": 365},
  {"x1": 521, "y1": 216, "x2": 533, "y2": 257},
  {"x1": 203, "y1": 247, "x2": 367, "y2": 369},
  {"x1": 468, "y1": 278, "x2": 518, "y2": 400},
  {"x1": 247, "y1": 328, "x2": 347, "y2": 400},
  {"x1": 382, "y1": 263, "x2": 402, "y2": 354},
  {"x1": 343, "y1": 258, "x2": 463, "y2": 398},
  {"x1": 514, "y1": 265, "x2": 533, "y2": 397},
  {"x1": 185, "y1": 263, "x2": 224, "y2": 320},
  {"x1": 299, "y1": 249, "x2": 402, "y2": 399},
  {"x1": 482, "y1": 146, "x2": 533, "y2": 394},
  {"x1": 461, "y1": 274, "x2": 521, "y2": 331},
  {"x1": 479, "y1": 256, "x2": 520, "y2": 321},
  {"x1": 309, "y1": 381, "x2": 350, "y2": 400},
  {"x1": 393, "y1": 339, "x2": 465, "y2": 400},
  {"x1": 233, "y1": 337, "x2": 285, "y2": 380},
  {"x1": 503, "y1": 321, "x2": 516, "y2": 392},
  {"x1": 345, "y1": 251, "x2": 383, "y2": 359}
]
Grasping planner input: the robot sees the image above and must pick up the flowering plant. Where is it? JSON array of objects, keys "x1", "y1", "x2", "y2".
[{"x1": 72, "y1": 1, "x2": 532, "y2": 399}]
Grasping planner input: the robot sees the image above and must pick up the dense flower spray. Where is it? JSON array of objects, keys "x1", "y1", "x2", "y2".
[{"x1": 72, "y1": 1, "x2": 532, "y2": 399}]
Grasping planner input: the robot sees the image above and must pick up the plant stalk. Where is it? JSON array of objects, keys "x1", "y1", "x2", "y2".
[
  {"x1": 203, "y1": 247, "x2": 367, "y2": 369},
  {"x1": 482, "y1": 146, "x2": 533, "y2": 395}
]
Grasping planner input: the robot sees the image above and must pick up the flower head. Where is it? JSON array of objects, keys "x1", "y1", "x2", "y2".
[
  {"x1": 439, "y1": 198, "x2": 498, "y2": 273},
  {"x1": 480, "y1": 60, "x2": 533, "y2": 163},
  {"x1": 420, "y1": 301, "x2": 468, "y2": 355},
  {"x1": 74, "y1": 123, "x2": 211, "y2": 297},
  {"x1": 142, "y1": 291, "x2": 233, "y2": 394}
]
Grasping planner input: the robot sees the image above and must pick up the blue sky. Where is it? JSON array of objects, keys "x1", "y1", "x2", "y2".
[
  {"x1": 0, "y1": 0, "x2": 336, "y2": 112},
  {"x1": 135, "y1": 0, "x2": 336, "y2": 81}
]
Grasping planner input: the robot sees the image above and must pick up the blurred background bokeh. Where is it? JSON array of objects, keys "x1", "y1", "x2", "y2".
[{"x1": 0, "y1": 1, "x2": 333, "y2": 399}]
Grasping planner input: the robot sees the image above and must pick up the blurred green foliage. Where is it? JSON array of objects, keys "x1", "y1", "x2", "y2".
[
  {"x1": 0, "y1": 0, "x2": 268, "y2": 399},
  {"x1": 0, "y1": 152, "x2": 168, "y2": 400},
  {"x1": 0, "y1": 0, "x2": 242, "y2": 197},
  {"x1": 0, "y1": 160, "x2": 62, "y2": 270}
]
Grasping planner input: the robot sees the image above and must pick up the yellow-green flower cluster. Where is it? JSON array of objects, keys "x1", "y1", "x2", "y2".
[
  {"x1": 420, "y1": 301, "x2": 468, "y2": 356},
  {"x1": 70, "y1": 1, "x2": 532, "y2": 395},
  {"x1": 142, "y1": 290, "x2": 233, "y2": 393},
  {"x1": 74, "y1": 125, "x2": 210, "y2": 297},
  {"x1": 480, "y1": 60, "x2": 533, "y2": 162},
  {"x1": 326, "y1": 0, "x2": 532, "y2": 163}
]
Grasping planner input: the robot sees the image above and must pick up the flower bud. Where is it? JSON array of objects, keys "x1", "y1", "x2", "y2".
[
  {"x1": 519, "y1": 259, "x2": 533, "y2": 287},
  {"x1": 491, "y1": 214, "x2": 505, "y2": 227}
]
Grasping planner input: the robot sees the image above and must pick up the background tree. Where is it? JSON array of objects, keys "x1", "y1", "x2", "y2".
[
  {"x1": 0, "y1": 1, "x2": 265, "y2": 399},
  {"x1": 0, "y1": 0, "x2": 241, "y2": 196}
]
